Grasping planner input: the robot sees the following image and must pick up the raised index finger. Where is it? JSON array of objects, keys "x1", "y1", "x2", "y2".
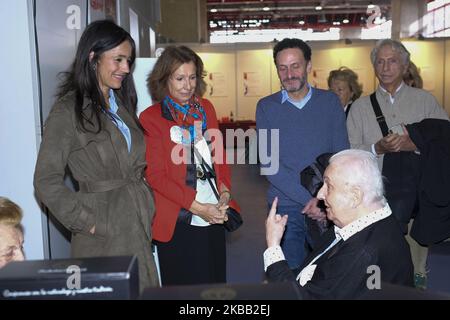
[{"x1": 268, "y1": 197, "x2": 278, "y2": 218}]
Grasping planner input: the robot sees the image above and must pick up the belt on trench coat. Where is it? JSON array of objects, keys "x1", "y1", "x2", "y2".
[{"x1": 79, "y1": 176, "x2": 142, "y2": 193}]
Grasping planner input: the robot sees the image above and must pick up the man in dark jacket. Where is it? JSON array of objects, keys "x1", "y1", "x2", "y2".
[{"x1": 264, "y1": 150, "x2": 413, "y2": 299}]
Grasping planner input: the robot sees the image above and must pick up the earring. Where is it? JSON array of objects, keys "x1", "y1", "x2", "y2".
[{"x1": 92, "y1": 63, "x2": 97, "y2": 71}]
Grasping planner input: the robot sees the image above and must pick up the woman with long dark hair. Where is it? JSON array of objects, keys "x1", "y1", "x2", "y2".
[{"x1": 34, "y1": 20, "x2": 159, "y2": 291}]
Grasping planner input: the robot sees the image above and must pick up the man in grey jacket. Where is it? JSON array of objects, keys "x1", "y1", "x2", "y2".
[{"x1": 346, "y1": 39, "x2": 449, "y2": 289}]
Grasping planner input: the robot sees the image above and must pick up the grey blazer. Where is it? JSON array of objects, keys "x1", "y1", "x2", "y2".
[{"x1": 34, "y1": 92, "x2": 159, "y2": 290}]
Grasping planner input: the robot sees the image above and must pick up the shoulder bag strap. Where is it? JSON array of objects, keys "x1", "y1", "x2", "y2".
[
  {"x1": 370, "y1": 92, "x2": 389, "y2": 137},
  {"x1": 193, "y1": 147, "x2": 220, "y2": 201}
]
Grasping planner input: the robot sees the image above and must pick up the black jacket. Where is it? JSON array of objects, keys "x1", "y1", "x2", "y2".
[
  {"x1": 383, "y1": 119, "x2": 450, "y2": 245},
  {"x1": 266, "y1": 215, "x2": 413, "y2": 299}
]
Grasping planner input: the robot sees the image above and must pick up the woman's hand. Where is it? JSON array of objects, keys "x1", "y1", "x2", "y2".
[
  {"x1": 190, "y1": 200, "x2": 227, "y2": 224},
  {"x1": 204, "y1": 203, "x2": 228, "y2": 224},
  {"x1": 217, "y1": 190, "x2": 231, "y2": 208}
]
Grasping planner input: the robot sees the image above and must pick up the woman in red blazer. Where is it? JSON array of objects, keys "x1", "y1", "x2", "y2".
[{"x1": 139, "y1": 45, "x2": 240, "y2": 285}]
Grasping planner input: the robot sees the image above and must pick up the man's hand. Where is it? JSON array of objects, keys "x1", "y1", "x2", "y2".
[
  {"x1": 302, "y1": 197, "x2": 327, "y2": 222},
  {"x1": 266, "y1": 197, "x2": 288, "y2": 248},
  {"x1": 375, "y1": 125, "x2": 417, "y2": 154},
  {"x1": 397, "y1": 125, "x2": 417, "y2": 152},
  {"x1": 375, "y1": 133, "x2": 403, "y2": 154}
]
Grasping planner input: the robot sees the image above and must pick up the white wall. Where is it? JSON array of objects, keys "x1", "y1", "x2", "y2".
[
  {"x1": 133, "y1": 58, "x2": 157, "y2": 115},
  {"x1": 0, "y1": 0, "x2": 45, "y2": 260},
  {"x1": 34, "y1": 0, "x2": 88, "y2": 259}
]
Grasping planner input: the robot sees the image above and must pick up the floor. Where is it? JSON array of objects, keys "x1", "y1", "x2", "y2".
[{"x1": 226, "y1": 161, "x2": 269, "y2": 284}]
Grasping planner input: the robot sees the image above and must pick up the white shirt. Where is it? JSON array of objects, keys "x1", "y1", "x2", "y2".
[
  {"x1": 281, "y1": 84, "x2": 313, "y2": 110},
  {"x1": 263, "y1": 204, "x2": 392, "y2": 286},
  {"x1": 343, "y1": 101, "x2": 353, "y2": 113},
  {"x1": 379, "y1": 82, "x2": 404, "y2": 104},
  {"x1": 190, "y1": 136, "x2": 218, "y2": 227}
]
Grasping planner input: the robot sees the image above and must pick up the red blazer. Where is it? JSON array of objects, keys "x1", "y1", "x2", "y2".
[{"x1": 139, "y1": 98, "x2": 240, "y2": 242}]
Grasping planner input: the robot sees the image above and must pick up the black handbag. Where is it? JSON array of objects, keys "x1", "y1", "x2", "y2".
[
  {"x1": 222, "y1": 207, "x2": 243, "y2": 232},
  {"x1": 195, "y1": 148, "x2": 243, "y2": 232}
]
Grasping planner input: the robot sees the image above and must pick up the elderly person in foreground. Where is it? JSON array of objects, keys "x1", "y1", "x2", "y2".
[
  {"x1": 264, "y1": 149, "x2": 413, "y2": 299},
  {"x1": 0, "y1": 197, "x2": 25, "y2": 269}
]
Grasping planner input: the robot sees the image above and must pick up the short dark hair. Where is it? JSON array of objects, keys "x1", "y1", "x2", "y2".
[
  {"x1": 273, "y1": 38, "x2": 312, "y2": 65},
  {"x1": 148, "y1": 46, "x2": 207, "y2": 103}
]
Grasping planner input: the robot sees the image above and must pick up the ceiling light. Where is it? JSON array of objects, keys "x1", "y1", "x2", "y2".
[
  {"x1": 343, "y1": 18, "x2": 349, "y2": 24},
  {"x1": 263, "y1": 6, "x2": 270, "y2": 11},
  {"x1": 299, "y1": 20, "x2": 305, "y2": 25},
  {"x1": 315, "y1": 5, "x2": 323, "y2": 11},
  {"x1": 210, "y1": 8, "x2": 217, "y2": 13},
  {"x1": 368, "y1": 2, "x2": 375, "y2": 9}
]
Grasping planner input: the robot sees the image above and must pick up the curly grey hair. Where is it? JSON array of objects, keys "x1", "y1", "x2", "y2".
[{"x1": 370, "y1": 39, "x2": 410, "y2": 67}]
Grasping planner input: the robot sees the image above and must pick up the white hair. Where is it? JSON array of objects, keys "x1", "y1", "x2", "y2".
[{"x1": 329, "y1": 149, "x2": 386, "y2": 206}]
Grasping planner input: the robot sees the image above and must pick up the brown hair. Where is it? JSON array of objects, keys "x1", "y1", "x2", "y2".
[
  {"x1": 327, "y1": 66, "x2": 363, "y2": 101},
  {"x1": 148, "y1": 46, "x2": 207, "y2": 103},
  {"x1": 403, "y1": 61, "x2": 423, "y2": 89},
  {"x1": 0, "y1": 197, "x2": 23, "y2": 227}
]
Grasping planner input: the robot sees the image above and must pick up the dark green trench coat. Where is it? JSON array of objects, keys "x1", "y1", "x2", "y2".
[{"x1": 34, "y1": 92, "x2": 159, "y2": 291}]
